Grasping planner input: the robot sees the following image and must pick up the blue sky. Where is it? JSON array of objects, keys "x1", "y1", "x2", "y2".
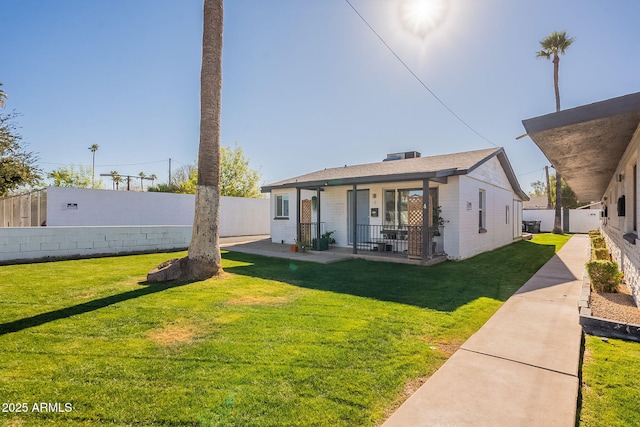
[{"x1": 2, "y1": 0, "x2": 640, "y2": 195}]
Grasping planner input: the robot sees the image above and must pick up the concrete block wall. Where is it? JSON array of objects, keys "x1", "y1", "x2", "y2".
[
  {"x1": 602, "y1": 226, "x2": 640, "y2": 308},
  {"x1": 0, "y1": 226, "x2": 191, "y2": 263}
]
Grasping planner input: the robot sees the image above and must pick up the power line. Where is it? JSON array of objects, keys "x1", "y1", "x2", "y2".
[{"x1": 343, "y1": 0, "x2": 498, "y2": 148}]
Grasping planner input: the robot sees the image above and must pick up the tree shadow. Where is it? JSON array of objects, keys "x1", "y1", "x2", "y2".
[
  {"x1": 222, "y1": 240, "x2": 558, "y2": 312},
  {"x1": 0, "y1": 280, "x2": 193, "y2": 336}
]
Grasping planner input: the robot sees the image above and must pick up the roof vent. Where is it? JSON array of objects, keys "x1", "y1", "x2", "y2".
[{"x1": 383, "y1": 151, "x2": 421, "y2": 161}]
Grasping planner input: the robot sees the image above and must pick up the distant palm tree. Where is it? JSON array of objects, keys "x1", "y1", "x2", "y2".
[
  {"x1": 109, "y1": 170, "x2": 122, "y2": 190},
  {"x1": 149, "y1": 173, "x2": 157, "y2": 187},
  {"x1": 89, "y1": 144, "x2": 99, "y2": 187},
  {"x1": 537, "y1": 30, "x2": 574, "y2": 234},
  {"x1": 0, "y1": 82, "x2": 7, "y2": 108},
  {"x1": 138, "y1": 171, "x2": 146, "y2": 191}
]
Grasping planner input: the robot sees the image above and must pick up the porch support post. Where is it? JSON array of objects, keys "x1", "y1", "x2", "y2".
[
  {"x1": 296, "y1": 187, "x2": 301, "y2": 245},
  {"x1": 422, "y1": 178, "x2": 430, "y2": 261},
  {"x1": 316, "y1": 187, "x2": 322, "y2": 250},
  {"x1": 352, "y1": 184, "x2": 358, "y2": 254}
]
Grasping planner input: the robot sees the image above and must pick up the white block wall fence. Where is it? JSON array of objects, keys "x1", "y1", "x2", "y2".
[
  {"x1": 0, "y1": 226, "x2": 192, "y2": 263},
  {"x1": 523, "y1": 208, "x2": 602, "y2": 233},
  {"x1": 0, "y1": 188, "x2": 270, "y2": 263}
]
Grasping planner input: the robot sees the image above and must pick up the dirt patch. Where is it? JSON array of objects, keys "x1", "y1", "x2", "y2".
[
  {"x1": 147, "y1": 323, "x2": 200, "y2": 347},
  {"x1": 428, "y1": 338, "x2": 464, "y2": 356},
  {"x1": 590, "y1": 283, "x2": 640, "y2": 325},
  {"x1": 379, "y1": 373, "x2": 431, "y2": 426},
  {"x1": 227, "y1": 295, "x2": 292, "y2": 306}
]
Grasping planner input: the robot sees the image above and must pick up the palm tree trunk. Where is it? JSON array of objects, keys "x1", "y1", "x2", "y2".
[
  {"x1": 552, "y1": 53, "x2": 563, "y2": 234},
  {"x1": 185, "y1": 0, "x2": 224, "y2": 279},
  {"x1": 553, "y1": 54, "x2": 561, "y2": 111}
]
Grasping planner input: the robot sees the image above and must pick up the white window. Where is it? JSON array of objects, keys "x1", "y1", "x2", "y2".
[
  {"x1": 276, "y1": 195, "x2": 289, "y2": 218},
  {"x1": 479, "y1": 190, "x2": 486, "y2": 232}
]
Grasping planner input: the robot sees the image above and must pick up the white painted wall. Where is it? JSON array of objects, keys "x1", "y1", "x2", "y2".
[
  {"x1": 45, "y1": 187, "x2": 269, "y2": 237},
  {"x1": 0, "y1": 226, "x2": 191, "y2": 263},
  {"x1": 522, "y1": 209, "x2": 602, "y2": 233}
]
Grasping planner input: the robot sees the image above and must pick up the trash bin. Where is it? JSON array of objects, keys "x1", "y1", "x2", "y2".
[{"x1": 528, "y1": 221, "x2": 541, "y2": 233}]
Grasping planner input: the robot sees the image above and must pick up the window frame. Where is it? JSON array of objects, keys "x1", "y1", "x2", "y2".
[
  {"x1": 478, "y1": 189, "x2": 487, "y2": 233},
  {"x1": 275, "y1": 194, "x2": 289, "y2": 219}
]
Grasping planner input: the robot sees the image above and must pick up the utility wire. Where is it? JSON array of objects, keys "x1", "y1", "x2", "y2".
[{"x1": 343, "y1": 0, "x2": 498, "y2": 148}]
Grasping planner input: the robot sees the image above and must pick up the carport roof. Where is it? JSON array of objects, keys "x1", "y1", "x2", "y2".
[{"x1": 522, "y1": 92, "x2": 640, "y2": 203}]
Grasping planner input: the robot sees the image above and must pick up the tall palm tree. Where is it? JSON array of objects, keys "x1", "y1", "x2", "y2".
[
  {"x1": 148, "y1": 0, "x2": 223, "y2": 282},
  {"x1": 149, "y1": 173, "x2": 157, "y2": 187},
  {"x1": 185, "y1": 0, "x2": 224, "y2": 279},
  {"x1": 537, "y1": 31, "x2": 574, "y2": 234},
  {"x1": 89, "y1": 144, "x2": 99, "y2": 187}
]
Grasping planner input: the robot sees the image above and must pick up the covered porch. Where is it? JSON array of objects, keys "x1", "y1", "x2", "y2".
[{"x1": 293, "y1": 176, "x2": 447, "y2": 262}]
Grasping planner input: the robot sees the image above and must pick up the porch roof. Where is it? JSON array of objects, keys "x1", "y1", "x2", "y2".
[
  {"x1": 262, "y1": 147, "x2": 529, "y2": 200},
  {"x1": 522, "y1": 92, "x2": 640, "y2": 203}
]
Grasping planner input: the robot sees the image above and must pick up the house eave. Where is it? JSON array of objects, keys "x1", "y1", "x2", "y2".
[
  {"x1": 261, "y1": 172, "x2": 450, "y2": 192},
  {"x1": 522, "y1": 92, "x2": 640, "y2": 202}
]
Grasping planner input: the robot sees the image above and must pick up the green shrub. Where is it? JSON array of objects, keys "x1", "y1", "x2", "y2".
[
  {"x1": 591, "y1": 236, "x2": 607, "y2": 249},
  {"x1": 592, "y1": 248, "x2": 610, "y2": 261},
  {"x1": 588, "y1": 230, "x2": 601, "y2": 238},
  {"x1": 586, "y1": 260, "x2": 621, "y2": 293}
]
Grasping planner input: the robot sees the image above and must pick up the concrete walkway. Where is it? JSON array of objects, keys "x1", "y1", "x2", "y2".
[{"x1": 382, "y1": 234, "x2": 590, "y2": 427}]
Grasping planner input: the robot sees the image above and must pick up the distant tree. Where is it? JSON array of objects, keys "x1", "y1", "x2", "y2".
[
  {"x1": 0, "y1": 111, "x2": 42, "y2": 196},
  {"x1": 220, "y1": 142, "x2": 262, "y2": 198},
  {"x1": 47, "y1": 164, "x2": 100, "y2": 188},
  {"x1": 109, "y1": 170, "x2": 123, "y2": 190},
  {"x1": 0, "y1": 83, "x2": 7, "y2": 108},
  {"x1": 138, "y1": 171, "x2": 146, "y2": 191},
  {"x1": 89, "y1": 144, "x2": 99, "y2": 186},
  {"x1": 531, "y1": 175, "x2": 584, "y2": 208},
  {"x1": 537, "y1": 30, "x2": 574, "y2": 233},
  {"x1": 529, "y1": 180, "x2": 547, "y2": 197},
  {"x1": 148, "y1": 142, "x2": 261, "y2": 198}
]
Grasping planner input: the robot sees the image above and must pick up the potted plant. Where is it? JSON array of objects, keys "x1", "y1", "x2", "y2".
[
  {"x1": 311, "y1": 230, "x2": 336, "y2": 251},
  {"x1": 431, "y1": 206, "x2": 447, "y2": 254}
]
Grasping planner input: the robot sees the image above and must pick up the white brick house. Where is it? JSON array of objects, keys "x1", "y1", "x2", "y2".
[
  {"x1": 523, "y1": 91, "x2": 640, "y2": 308},
  {"x1": 262, "y1": 148, "x2": 529, "y2": 261}
]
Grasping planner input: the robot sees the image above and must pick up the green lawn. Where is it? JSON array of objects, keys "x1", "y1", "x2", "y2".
[
  {"x1": 0, "y1": 235, "x2": 568, "y2": 426},
  {"x1": 579, "y1": 335, "x2": 640, "y2": 427}
]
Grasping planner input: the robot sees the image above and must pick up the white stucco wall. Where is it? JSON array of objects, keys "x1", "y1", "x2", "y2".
[
  {"x1": 449, "y1": 157, "x2": 526, "y2": 260},
  {"x1": 45, "y1": 187, "x2": 269, "y2": 237},
  {"x1": 522, "y1": 209, "x2": 602, "y2": 233}
]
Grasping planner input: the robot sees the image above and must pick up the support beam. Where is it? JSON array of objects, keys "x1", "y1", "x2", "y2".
[
  {"x1": 422, "y1": 179, "x2": 430, "y2": 261},
  {"x1": 296, "y1": 187, "x2": 301, "y2": 246},
  {"x1": 316, "y1": 187, "x2": 321, "y2": 250},
  {"x1": 352, "y1": 184, "x2": 358, "y2": 254}
]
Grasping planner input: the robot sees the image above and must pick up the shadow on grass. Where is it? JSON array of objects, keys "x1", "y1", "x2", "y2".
[
  {"x1": 222, "y1": 240, "x2": 558, "y2": 312},
  {"x1": 0, "y1": 280, "x2": 192, "y2": 336}
]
